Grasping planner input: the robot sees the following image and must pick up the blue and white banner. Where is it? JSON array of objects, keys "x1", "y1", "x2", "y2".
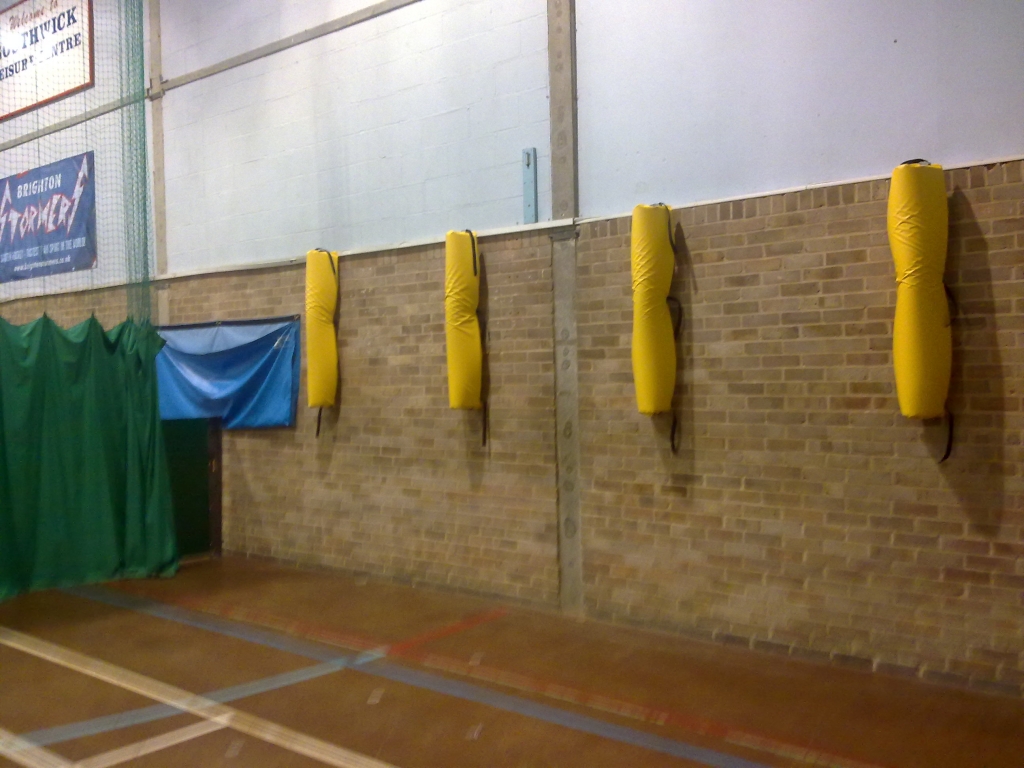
[{"x1": 0, "y1": 151, "x2": 96, "y2": 283}]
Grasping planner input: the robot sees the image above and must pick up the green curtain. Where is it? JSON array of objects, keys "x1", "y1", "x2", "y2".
[{"x1": 0, "y1": 315, "x2": 178, "y2": 601}]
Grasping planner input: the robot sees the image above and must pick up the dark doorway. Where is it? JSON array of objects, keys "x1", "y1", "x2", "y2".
[{"x1": 163, "y1": 418, "x2": 222, "y2": 557}]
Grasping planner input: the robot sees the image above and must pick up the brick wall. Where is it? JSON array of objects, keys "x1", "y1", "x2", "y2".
[
  {"x1": 0, "y1": 286, "x2": 130, "y2": 327},
  {"x1": 161, "y1": 234, "x2": 560, "y2": 604},
  {"x1": 1, "y1": 160, "x2": 1020, "y2": 692},
  {"x1": 576, "y1": 160, "x2": 1023, "y2": 693}
]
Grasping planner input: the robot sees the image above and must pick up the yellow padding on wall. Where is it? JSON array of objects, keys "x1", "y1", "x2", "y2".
[
  {"x1": 445, "y1": 231, "x2": 483, "y2": 410},
  {"x1": 631, "y1": 204, "x2": 676, "y2": 415},
  {"x1": 887, "y1": 162, "x2": 951, "y2": 419},
  {"x1": 305, "y1": 249, "x2": 340, "y2": 408}
]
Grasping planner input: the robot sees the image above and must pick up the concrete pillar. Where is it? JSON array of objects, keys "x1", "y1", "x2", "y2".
[
  {"x1": 547, "y1": 0, "x2": 578, "y2": 220},
  {"x1": 547, "y1": 1, "x2": 583, "y2": 613},
  {"x1": 550, "y1": 227, "x2": 583, "y2": 613}
]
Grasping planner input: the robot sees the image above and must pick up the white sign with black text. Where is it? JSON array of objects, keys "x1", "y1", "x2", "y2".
[{"x1": 0, "y1": 0, "x2": 93, "y2": 122}]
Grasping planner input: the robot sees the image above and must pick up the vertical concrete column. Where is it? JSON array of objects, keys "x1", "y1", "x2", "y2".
[
  {"x1": 148, "y1": 0, "x2": 169, "y2": 276},
  {"x1": 551, "y1": 228, "x2": 583, "y2": 613},
  {"x1": 547, "y1": 0, "x2": 578, "y2": 220},
  {"x1": 548, "y1": 0, "x2": 582, "y2": 612}
]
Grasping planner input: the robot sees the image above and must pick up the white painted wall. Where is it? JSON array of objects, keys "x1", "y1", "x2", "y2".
[
  {"x1": 161, "y1": 0, "x2": 551, "y2": 275},
  {"x1": 577, "y1": 0, "x2": 1024, "y2": 218},
  {"x1": 160, "y1": 0, "x2": 382, "y2": 79}
]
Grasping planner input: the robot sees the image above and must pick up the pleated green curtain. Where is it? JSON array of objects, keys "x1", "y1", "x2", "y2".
[{"x1": 0, "y1": 315, "x2": 178, "y2": 601}]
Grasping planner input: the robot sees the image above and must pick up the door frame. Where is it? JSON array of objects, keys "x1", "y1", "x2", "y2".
[{"x1": 208, "y1": 417, "x2": 223, "y2": 555}]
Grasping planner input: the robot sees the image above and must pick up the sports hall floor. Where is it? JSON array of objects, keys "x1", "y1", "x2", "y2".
[{"x1": 1, "y1": 558, "x2": 1022, "y2": 768}]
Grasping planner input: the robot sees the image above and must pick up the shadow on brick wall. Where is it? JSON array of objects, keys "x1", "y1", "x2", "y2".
[
  {"x1": 464, "y1": 250, "x2": 489, "y2": 489},
  {"x1": 940, "y1": 189, "x2": 1006, "y2": 534},
  {"x1": 655, "y1": 220, "x2": 696, "y2": 483}
]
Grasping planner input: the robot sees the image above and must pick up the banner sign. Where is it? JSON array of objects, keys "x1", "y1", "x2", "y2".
[
  {"x1": 0, "y1": 0, "x2": 94, "y2": 122},
  {"x1": 0, "y1": 151, "x2": 96, "y2": 282}
]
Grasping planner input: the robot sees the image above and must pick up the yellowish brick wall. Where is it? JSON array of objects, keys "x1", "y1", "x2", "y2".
[
  {"x1": 576, "y1": 160, "x2": 1023, "y2": 693},
  {"x1": 162, "y1": 235, "x2": 560, "y2": 605},
  {"x1": 0, "y1": 162, "x2": 1020, "y2": 693},
  {"x1": 0, "y1": 286, "x2": 130, "y2": 327}
]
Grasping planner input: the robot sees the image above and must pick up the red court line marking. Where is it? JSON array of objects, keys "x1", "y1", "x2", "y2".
[
  {"x1": 393, "y1": 648, "x2": 887, "y2": 768},
  {"x1": 387, "y1": 607, "x2": 508, "y2": 655},
  {"x1": 109, "y1": 586, "x2": 890, "y2": 768}
]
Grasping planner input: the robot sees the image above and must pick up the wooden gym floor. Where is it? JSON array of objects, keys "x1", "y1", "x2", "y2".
[{"x1": 0, "y1": 558, "x2": 1022, "y2": 768}]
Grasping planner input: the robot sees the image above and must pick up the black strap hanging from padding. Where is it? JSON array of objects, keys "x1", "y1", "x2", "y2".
[
  {"x1": 658, "y1": 202, "x2": 676, "y2": 252},
  {"x1": 667, "y1": 296, "x2": 683, "y2": 339},
  {"x1": 943, "y1": 283, "x2": 958, "y2": 324},
  {"x1": 482, "y1": 401, "x2": 489, "y2": 448},
  {"x1": 478, "y1": 306, "x2": 488, "y2": 448},
  {"x1": 666, "y1": 295, "x2": 684, "y2": 455},
  {"x1": 316, "y1": 407, "x2": 323, "y2": 438},
  {"x1": 466, "y1": 230, "x2": 478, "y2": 276},
  {"x1": 938, "y1": 285, "x2": 956, "y2": 460},
  {"x1": 662, "y1": 204, "x2": 682, "y2": 455},
  {"x1": 473, "y1": 232, "x2": 487, "y2": 448},
  {"x1": 318, "y1": 247, "x2": 336, "y2": 275},
  {"x1": 939, "y1": 411, "x2": 954, "y2": 464}
]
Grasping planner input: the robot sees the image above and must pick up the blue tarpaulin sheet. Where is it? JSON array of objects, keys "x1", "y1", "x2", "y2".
[{"x1": 155, "y1": 318, "x2": 300, "y2": 429}]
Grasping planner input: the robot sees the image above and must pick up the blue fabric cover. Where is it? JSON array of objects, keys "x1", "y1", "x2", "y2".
[{"x1": 156, "y1": 321, "x2": 300, "y2": 429}]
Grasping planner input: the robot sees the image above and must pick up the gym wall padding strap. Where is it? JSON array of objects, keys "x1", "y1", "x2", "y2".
[
  {"x1": 631, "y1": 204, "x2": 677, "y2": 416},
  {"x1": 445, "y1": 230, "x2": 484, "y2": 411},
  {"x1": 305, "y1": 249, "x2": 340, "y2": 411},
  {"x1": 887, "y1": 161, "x2": 951, "y2": 422}
]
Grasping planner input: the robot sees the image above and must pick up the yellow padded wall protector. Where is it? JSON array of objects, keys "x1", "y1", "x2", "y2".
[
  {"x1": 631, "y1": 204, "x2": 677, "y2": 415},
  {"x1": 305, "y1": 248, "x2": 340, "y2": 409},
  {"x1": 887, "y1": 161, "x2": 951, "y2": 420},
  {"x1": 445, "y1": 230, "x2": 483, "y2": 410}
]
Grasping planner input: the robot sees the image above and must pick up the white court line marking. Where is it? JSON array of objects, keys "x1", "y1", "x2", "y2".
[
  {"x1": 0, "y1": 628, "x2": 399, "y2": 768},
  {"x1": 75, "y1": 720, "x2": 226, "y2": 768},
  {"x1": 0, "y1": 727, "x2": 70, "y2": 768},
  {"x1": 2, "y1": 722, "x2": 224, "y2": 768}
]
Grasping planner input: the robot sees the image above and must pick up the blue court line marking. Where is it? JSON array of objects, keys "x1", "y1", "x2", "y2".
[
  {"x1": 363, "y1": 661, "x2": 765, "y2": 767},
  {"x1": 49, "y1": 585, "x2": 769, "y2": 768},
  {"x1": 208, "y1": 658, "x2": 351, "y2": 702},
  {"x1": 63, "y1": 586, "x2": 342, "y2": 662},
  {"x1": 25, "y1": 703, "x2": 180, "y2": 747},
  {"x1": 22, "y1": 658, "x2": 351, "y2": 747}
]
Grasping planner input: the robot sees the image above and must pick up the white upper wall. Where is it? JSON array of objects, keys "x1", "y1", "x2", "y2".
[
  {"x1": 161, "y1": 0, "x2": 383, "y2": 79},
  {"x1": 577, "y1": 0, "x2": 1024, "y2": 218},
  {"x1": 161, "y1": 0, "x2": 551, "y2": 275}
]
